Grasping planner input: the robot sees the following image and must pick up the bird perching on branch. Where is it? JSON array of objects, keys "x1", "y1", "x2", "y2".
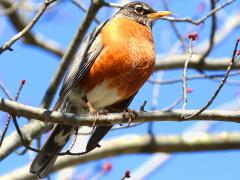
[{"x1": 30, "y1": 1, "x2": 171, "y2": 178}]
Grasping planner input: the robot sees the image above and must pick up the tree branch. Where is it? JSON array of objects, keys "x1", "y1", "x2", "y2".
[
  {"x1": 2, "y1": 132, "x2": 240, "y2": 180},
  {"x1": 155, "y1": 55, "x2": 240, "y2": 70},
  {"x1": 1, "y1": 98, "x2": 240, "y2": 127}
]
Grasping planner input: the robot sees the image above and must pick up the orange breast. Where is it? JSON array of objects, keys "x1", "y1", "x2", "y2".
[{"x1": 82, "y1": 18, "x2": 155, "y2": 102}]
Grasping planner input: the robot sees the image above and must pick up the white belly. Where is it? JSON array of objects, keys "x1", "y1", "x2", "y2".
[{"x1": 86, "y1": 80, "x2": 120, "y2": 109}]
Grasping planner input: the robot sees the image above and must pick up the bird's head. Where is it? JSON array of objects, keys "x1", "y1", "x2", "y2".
[{"x1": 116, "y1": 1, "x2": 171, "y2": 28}]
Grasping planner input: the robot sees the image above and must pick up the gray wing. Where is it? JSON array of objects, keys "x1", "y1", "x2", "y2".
[{"x1": 54, "y1": 20, "x2": 109, "y2": 110}]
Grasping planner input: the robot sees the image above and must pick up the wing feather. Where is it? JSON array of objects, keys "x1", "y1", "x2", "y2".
[{"x1": 54, "y1": 20, "x2": 109, "y2": 110}]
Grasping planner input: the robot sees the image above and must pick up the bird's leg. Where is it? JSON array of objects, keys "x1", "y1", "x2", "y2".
[
  {"x1": 82, "y1": 95, "x2": 109, "y2": 128},
  {"x1": 82, "y1": 95, "x2": 98, "y2": 128},
  {"x1": 86, "y1": 101, "x2": 96, "y2": 113},
  {"x1": 86, "y1": 102, "x2": 99, "y2": 128},
  {"x1": 123, "y1": 108, "x2": 138, "y2": 127}
]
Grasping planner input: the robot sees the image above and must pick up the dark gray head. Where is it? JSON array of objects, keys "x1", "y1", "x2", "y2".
[{"x1": 116, "y1": 2, "x2": 171, "y2": 28}]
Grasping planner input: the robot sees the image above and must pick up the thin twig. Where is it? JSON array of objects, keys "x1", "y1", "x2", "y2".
[
  {"x1": 148, "y1": 70, "x2": 240, "y2": 85},
  {"x1": 163, "y1": 96, "x2": 183, "y2": 111},
  {"x1": 139, "y1": 100, "x2": 147, "y2": 112},
  {"x1": 66, "y1": 128, "x2": 79, "y2": 152},
  {"x1": 0, "y1": 115, "x2": 11, "y2": 148},
  {"x1": 103, "y1": 2, "x2": 123, "y2": 8},
  {"x1": 111, "y1": 123, "x2": 144, "y2": 131},
  {"x1": 0, "y1": 80, "x2": 25, "y2": 147},
  {"x1": 162, "y1": 0, "x2": 186, "y2": 51},
  {"x1": 12, "y1": 115, "x2": 70, "y2": 156},
  {"x1": 149, "y1": 72, "x2": 164, "y2": 134},
  {"x1": 12, "y1": 116, "x2": 41, "y2": 153},
  {"x1": 162, "y1": 0, "x2": 237, "y2": 25},
  {"x1": 0, "y1": 81, "x2": 13, "y2": 100},
  {"x1": 72, "y1": 0, "x2": 101, "y2": 24},
  {"x1": 184, "y1": 39, "x2": 240, "y2": 119},
  {"x1": 15, "y1": 80, "x2": 25, "y2": 101},
  {"x1": 182, "y1": 37, "x2": 194, "y2": 112},
  {"x1": 198, "y1": 0, "x2": 217, "y2": 66},
  {"x1": 0, "y1": 0, "x2": 57, "y2": 54},
  {"x1": 12, "y1": 115, "x2": 91, "y2": 156},
  {"x1": 15, "y1": 147, "x2": 28, "y2": 155}
]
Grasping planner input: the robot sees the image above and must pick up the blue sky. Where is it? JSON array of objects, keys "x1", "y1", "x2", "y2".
[{"x1": 1, "y1": 0, "x2": 240, "y2": 179}]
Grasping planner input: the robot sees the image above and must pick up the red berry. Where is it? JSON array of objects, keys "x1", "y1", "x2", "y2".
[
  {"x1": 21, "y1": 80, "x2": 26, "y2": 85},
  {"x1": 186, "y1": 88, "x2": 193, "y2": 93},
  {"x1": 103, "y1": 162, "x2": 112, "y2": 172},
  {"x1": 188, "y1": 32, "x2": 199, "y2": 41},
  {"x1": 125, "y1": 170, "x2": 131, "y2": 178}
]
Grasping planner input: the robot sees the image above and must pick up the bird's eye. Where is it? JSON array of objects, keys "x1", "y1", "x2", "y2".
[{"x1": 134, "y1": 5, "x2": 144, "y2": 14}]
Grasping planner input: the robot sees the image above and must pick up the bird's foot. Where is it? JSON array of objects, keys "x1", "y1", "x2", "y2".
[
  {"x1": 123, "y1": 108, "x2": 138, "y2": 127},
  {"x1": 86, "y1": 102, "x2": 98, "y2": 128},
  {"x1": 89, "y1": 108, "x2": 109, "y2": 128},
  {"x1": 91, "y1": 110, "x2": 98, "y2": 128}
]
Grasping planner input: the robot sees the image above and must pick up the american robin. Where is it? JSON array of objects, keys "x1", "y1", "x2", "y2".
[{"x1": 30, "y1": 1, "x2": 171, "y2": 178}]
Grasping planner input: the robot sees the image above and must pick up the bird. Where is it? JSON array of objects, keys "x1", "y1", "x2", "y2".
[{"x1": 30, "y1": 1, "x2": 171, "y2": 178}]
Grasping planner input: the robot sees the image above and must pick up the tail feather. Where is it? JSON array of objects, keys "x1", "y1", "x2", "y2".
[
  {"x1": 30, "y1": 125, "x2": 73, "y2": 178},
  {"x1": 86, "y1": 125, "x2": 113, "y2": 152}
]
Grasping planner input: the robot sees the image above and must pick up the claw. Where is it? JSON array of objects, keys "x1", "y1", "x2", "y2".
[
  {"x1": 89, "y1": 107, "x2": 109, "y2": 128},
  {"x1": 92, "y1": 111, "x2": 99, "y2": 128},
  {"x1": 86, "y1": 102, "x2": 98, "y2": 128},
  {"x1": 123, "y1": 109, "x2": 137, "y2": 127},
  {"x1": 86, "y1": 101, "x2": 98, "y2": 128}
]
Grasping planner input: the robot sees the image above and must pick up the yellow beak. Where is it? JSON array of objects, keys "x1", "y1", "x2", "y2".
[{"x1": 147, "y1": 11, "x2": 172, "y2": 21}]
